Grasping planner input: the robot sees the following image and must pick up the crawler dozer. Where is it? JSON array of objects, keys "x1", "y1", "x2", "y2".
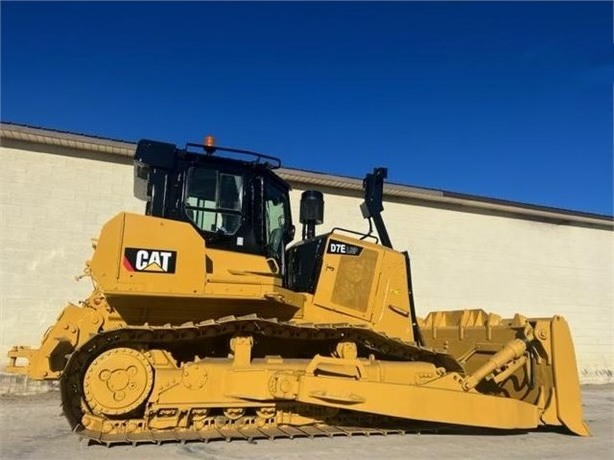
[{"x1": 7, "y1": 137, "x2": 590, "y2": 444}]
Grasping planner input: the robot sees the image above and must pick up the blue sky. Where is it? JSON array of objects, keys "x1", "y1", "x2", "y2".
[{"x1": 2, "y1": 1, "x2": 612, "y2": 215}]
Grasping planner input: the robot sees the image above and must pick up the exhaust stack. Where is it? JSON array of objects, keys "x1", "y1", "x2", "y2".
[{"x1": 300, "y1": 190, "x2": 324, "y2": 240}]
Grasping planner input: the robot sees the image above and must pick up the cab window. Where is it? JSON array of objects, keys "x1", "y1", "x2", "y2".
[
  {"x1": 264, "y1": 181, "x2": 290, "y2": 260},
  {"x1": 185, "y1": 167, "x2": 243, "y2": 235}
]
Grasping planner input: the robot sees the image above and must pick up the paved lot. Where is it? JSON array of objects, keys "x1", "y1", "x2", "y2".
[{"x1": 0, "y1": 385, "x2": 612, "y2": 460}]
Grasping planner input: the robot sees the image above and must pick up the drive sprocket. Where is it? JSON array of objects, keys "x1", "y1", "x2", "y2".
[{"x1": 83, "y1": 347, "x2": 153, "y2": 416}]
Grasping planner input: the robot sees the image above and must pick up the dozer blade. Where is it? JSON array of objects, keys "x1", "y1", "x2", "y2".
[
  {"x1": 549, "y1": 316, "x2": 591, "y2": 436},
  {"x1": 417, "y1": 309, "x2": 590, "y2": 435}
]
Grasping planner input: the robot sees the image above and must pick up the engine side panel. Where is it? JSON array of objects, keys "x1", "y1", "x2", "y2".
[{"x1": 90, "y1": 213, "x2": 206, "y2": 296}]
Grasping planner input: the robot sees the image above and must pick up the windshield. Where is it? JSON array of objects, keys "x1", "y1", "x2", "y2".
[{"x1": 184, "y1": 167, "x2": 243, "y2": 235}]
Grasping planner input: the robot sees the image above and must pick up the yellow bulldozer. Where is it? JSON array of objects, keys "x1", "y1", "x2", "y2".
[{"x1": 7, "y1": 137, "x2": 590, "y2": 444}]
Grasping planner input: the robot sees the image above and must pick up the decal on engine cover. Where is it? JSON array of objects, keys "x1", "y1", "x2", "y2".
[
  {"x1": 326, "y1": 239, "x2": 363, "y2": 256},
  {"x1": 123, "y1": 248, "x2": 177, "y2": 273}
]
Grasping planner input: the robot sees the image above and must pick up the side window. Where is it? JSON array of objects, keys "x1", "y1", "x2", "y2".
[
  {"x1": 264, "y1": 182, "x2": 289, "y2": 260},
  {"x1": 185, "y1": 167, "x2": 243, "y2": 235}
]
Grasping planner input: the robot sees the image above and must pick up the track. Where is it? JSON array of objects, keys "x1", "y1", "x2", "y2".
[
  {"x1": 60, "y1": 315, "x2": 462, "y2": 445},
  {"x1": 79, "y1": 420, "x2": 445, "y2": 446},
  {"x1": 61, "y1": 314, "x2": 462, "y2": 445}
]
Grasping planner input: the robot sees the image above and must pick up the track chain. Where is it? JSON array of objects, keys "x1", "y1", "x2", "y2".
[
  {"x1": 80, "y1": 422, "x2": 445, "y2": 446},
  {"x1": 61, "y1": 314, "x2": 460, "y2": 445}
]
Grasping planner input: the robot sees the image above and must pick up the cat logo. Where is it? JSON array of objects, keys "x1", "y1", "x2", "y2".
[{"x1": 123, "y1": 248, "x2": 177, "y2": 274}]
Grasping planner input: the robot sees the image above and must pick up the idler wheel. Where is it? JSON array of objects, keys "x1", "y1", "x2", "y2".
[{"x1": 83, "y1": 347, "x2": 153, "y2": 416}]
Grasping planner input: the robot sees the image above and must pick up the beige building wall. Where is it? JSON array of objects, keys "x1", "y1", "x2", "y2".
[
  {"x1": 1, "y1": 143, "x2": 143, "y2": 367},
  {"x1": 1, "y1": 136, "x2": 612, "y2": 384}
]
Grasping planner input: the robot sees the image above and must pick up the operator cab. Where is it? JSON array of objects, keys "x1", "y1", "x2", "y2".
[{"x1": 133, "y1": 138, "x2": 294, "y2": 270}]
